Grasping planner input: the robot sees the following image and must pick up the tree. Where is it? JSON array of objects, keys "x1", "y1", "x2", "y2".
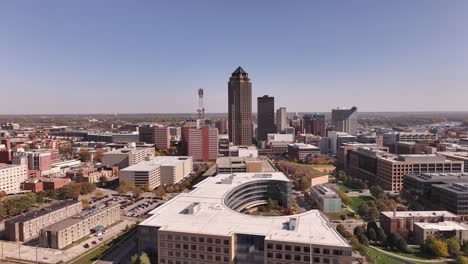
[
  {"x1": 368, "y1": 207, "x2": 380, "y2": 221},
  {"x1": 376, "y1": 227, "x2": 387, "y2": 243},
  {"x1": 140, "y1": 183, "x2": 153, "y2": 192},
  {"x1": 131, "y1": 254, "x2": 140, "y2": 264},
  {"x1": 139, "y1": 253, "x2": 151, "y2": 264},
  {"x1": 396, "y1": 237, "x2": 410, "y2": 253},
  {"x1": 367, "y1": 228, "x2": 377, "y2": 242},
  {"x1": 428, "y1": 238, "x2": 449, "y2": 258},
  {"x1": 95, "y1": 190, "x2": 105, "y2": 197},
  {"x1": 338, "y1": 191, "x2": 351, "y2": 205},
  {"x1": 26, "y1": 192, "x2": 37, "y2": 204},
  {"x1": 99, "y1": 176, "x2": 108, "y2": 186},
  {"x1": 0, "y1": 191, "x2": 7, "y2": 201},
  {"x1": 300, "y1": 177, "x2": 311, "y2": 191},
  {"x1": 358, "y1": 203, "x2": 370, "y2": 217},
  {"x1": 354, "y1": 213, "x2": 360, "y2": 220},
  {"x1": 370, "y1": 186, "x2": 385, "y2": 199},
  {"x1": 456, "y1": 256, "x2": 468, "y2": 264},
  {"x1": 387, "y1": 233, "x2": 402, "y2": 250},
  {"x1": 357, "y1": 234, "x2": 369, "y2": 246},
  {"x1": 354, "y1": 226, "x2": 366, "y2": 237},
  {"x1": 447, "y1": 237, "x2": 461, "y2": 257},
  {"x1": 340, "y1": 214, "x2": 346, "y2": 221},
  {"x1": 154, "y1": 185, "x2": 166, "y2": 197},
  {"x1": 267, "y1": 198, "x2": 277, "y2": 210},
  {"x1": 79, "y1": 149, "x2": 92, "y2": 162},
  {"x1": 81, "y1": 198, "x2": 90, "y2": 209}
]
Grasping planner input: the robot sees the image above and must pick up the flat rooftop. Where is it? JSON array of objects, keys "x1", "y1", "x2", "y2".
[
  {"x1": 140, "y1": 172, "x2": 350, "y2": 248},
  {"x1": 438, "y1": 152, "x2": 468, "y2": 160},
  {"x1": 42, "y1": 203, "x2": 119, "y2": 232},
  {"x1": 121, "y1": 156, "x2": 191, "y2": 172},
  {"x1": 288, "y1": 143, "x2": 320, "y2": 150},
  {"x1": 5, "y1": 200, "x2": 80, "y2": 224},
  {"x1": 414, "y1": 221, "x2": 468, "y2": 231},
  {"x1": 216, "y1": 157, "x2": 276, "y2": 172},
  {"x1": 0, "y1": 163, "x2": 23, "y2": 170},
  {"x1": 381, "y1": 210, "x2": 458, "y2": 219}
]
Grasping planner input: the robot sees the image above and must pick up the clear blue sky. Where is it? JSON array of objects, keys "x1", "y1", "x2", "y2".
[{"x1": 1, "y1": 1, "x2": 467, "y2": 114}]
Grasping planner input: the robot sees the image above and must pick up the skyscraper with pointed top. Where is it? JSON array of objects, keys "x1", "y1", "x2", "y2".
[{"x1": 228, "y1": 66, "x2": 253, "y2": 146}]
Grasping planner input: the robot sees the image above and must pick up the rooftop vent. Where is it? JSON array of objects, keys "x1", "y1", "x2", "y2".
[
  {"x1": 181, "y1": 202, "x2": 200, "y2": 215},
  {"x1": 288, "y1": 217, "x2": 298, "y2": 231}
]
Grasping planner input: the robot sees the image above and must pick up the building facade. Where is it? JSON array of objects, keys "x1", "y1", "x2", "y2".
[
  {"x1": 276, "y1": 107, "x2": 287, "y2": 133},
  {"x1": 331, "y1": 107, "x2": 358, "y2": 135},
  {"x1": 139, "y1": 125, "x2": 171, "y2": 150},
  {"x1": 380, "y1": 211, "x2": 460, "y2": 235},
  {"x1": 101, "y1": 147, "x2": 154, "y2": 169},
  {"x1": 0, "y1": 163, "x2": 27, "y2": 194},
  {"x1": 228, "y1": 67, "x2": 253, "y2": 146},
  {"x1": 188, "y1": 125, "x2": 219, "y2": 162},
  {"x1": 257, "y1": 95, "x2": 275, "y2": 142}
]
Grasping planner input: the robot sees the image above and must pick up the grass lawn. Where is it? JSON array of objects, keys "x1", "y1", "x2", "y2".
[
  {"x1": 338, "y1": 183, "x2": 361, "y2": 192},
  {"x1": 325, "y1": 209, "x2": 351, "y2": 220},
  {"x1": 278, "y1": 161, "x2": 326, "y2": 178},
  {"x1": 374, "y1": 245, "x2": 443, "y2": 263},
  {"x1": 366, "y1": 246, "x2": 406, "y2": 264},
  {"x1": 348, "y1": 196, "x2": 374, "y2": 212}
]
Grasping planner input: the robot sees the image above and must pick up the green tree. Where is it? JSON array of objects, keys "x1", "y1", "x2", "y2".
[
  {"x1": 26, "y1": 192, "x2": 37, "y2": 204},
  {"x1": 367, "y1": 228, "x2": 377, "y2": 242},
  {"x1": 131, "y1": 254, "x2": 140, "y2": 264},
  {"x1": 340, "y1": 214, "x2": 346, "y2": 221},
  {"x1": 370, "y1": 186, "x2": 385, "y2": 199},
  {"x1": 139, "y1": 252, "x2": 151, "y2": 264},
  {"x1": 387, "y1": 233, "x2": 402, "y2": 250},
  {"x1": 396, "y1": 237, "x2": 410, "y2": 253},
  {"x1": 267, "y1": 198, "x2": 276, "y2": 210},
  {"x1": 79, "y1": 149, "x2": 92, "y2": 162},
  {"x1": 354, "y1": 226, "x2": 366, "y2": 237},
  {"x1": 376, "y1": 227, "x2": 387, "y2": 243},
  {"x1": 447, "y1": 237, "x2": 461, "y2": 257},
  {"x1": 99, "y1": 176, "x2": 108, "y2": 186},
  {"x1": 154, "y1": 185, "x2": 166, "y2": 197},
  {"x1": 358, "y1": 203, "x2": 369, "y2": 217},
  {"x1": 368, "y1": 207, "x2": 380, "y2": 221},
  {"x1": 357, "y1": 234, "x2": 369, "y2": 246}
]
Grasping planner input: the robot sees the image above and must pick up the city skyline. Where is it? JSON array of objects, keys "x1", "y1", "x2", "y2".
[{"x1": 1, "y1": 1, "x2": 468, "y2": 114}]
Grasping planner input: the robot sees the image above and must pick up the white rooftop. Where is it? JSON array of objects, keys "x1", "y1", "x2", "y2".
[
  {"x1": 415, "y1": 221, "x2": 468, "y2": 231},
  {"x1": 121, "y1": 156, "x2": 191, "y2": 172},
  {"x1": 381, "y1": 211, "x2": 458, "y2": 218},
  {"x1": 140, "y1": 172, "x2": 350, "y2": 248}
]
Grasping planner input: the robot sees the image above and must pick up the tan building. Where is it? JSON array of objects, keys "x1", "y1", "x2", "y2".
[
  {"x1": 120, "y1": 156, "x2": 193, "y2": 189},
  {"x1": 101, "y1": 146, "x2": 154, "y2": 169},
  {"x1": 138, "y1": 173, "x2": 352, "y2": 264},
  {"x1": 39, "y1": 203, "x2": 120, "y2": 249},
  {"x1": 310, "y1": 175, "x2": 329, "y2": 186},
  {"x1": 348, "y1": 148, "x2": 464, "y2": 191},
  {"x1": 0, "y1": 163, "x2": 27, "y2": 194},
  {"x1": 216, "y1": 157, "x2": 276, "y2": 174},
  {"x1": 413, "y1": 221, "x2": 468, "y2": 244},
  {"x1": 437, "y1": 152, "x2": 468, "y2": 173},
  {"x1": 5, "y1": 200, "x2": 82, "y2": 242}
]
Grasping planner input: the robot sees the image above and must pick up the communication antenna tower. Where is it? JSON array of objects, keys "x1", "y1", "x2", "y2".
[{"x1": 197, "y1": 88, "x2": 205, "y2": 119}]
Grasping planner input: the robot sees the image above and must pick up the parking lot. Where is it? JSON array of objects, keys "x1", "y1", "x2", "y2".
[{"x1": 122, "y1": 197, "x2": 163, "y2": 217}]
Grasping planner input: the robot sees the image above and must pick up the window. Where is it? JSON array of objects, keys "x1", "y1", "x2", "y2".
[
  {"x1": 215, "y1": 239, "x2": 221, "y2": 244},
  {"x1": 207, "y1": 238, "x2": 213, "y2": 243},
  {"x1": 304, "y1": 256, "x2": 310, "y2": 262},
  {"x1": 285, "y1": 245, "x2": 292, "y2": 251},
  {"x1": 275, "y1": 253, "x2": 282, "y2": 259},
  {"x1": 207, "y1": 246, "x2": 213, "y2": 252},
  {"x1": 323, "y1": 257, "x2": 330, "y2": 264},
  {"x1": 276, "y1": 244, "x2": 283, "y2": 250},
  {"x1": 314, "y1": 248, "x2": 320, "y2": 254},
  {"x1": 294, "y1": 246, "x2": 301, "y2": 252},
  {"x1": 215, "y1": 256, "x2": 221, "y2": 261},
  {"x1": 295, "y1": 255, "x2": 301, "y2": 261},
  {"x1": 323, "y1": 249, "x2": 330, "y2": 255},
  {"x1": 333, "y1": 250, "x2": 341, "y2": 256},
  {"x1": 198, "y1": 237, "x2": 205, "y2": 243},
  {"x1": 224, "y1": 239, "x2": 229, "y2": 245},
  {"x1": 285, "y1": 254, "x2": 291, "y2": 260},
  {"x1": 215, "y1": 247, "x2": 221, "y2": 253},
  {"x1": 313, "y1": 257, "x2": 320, "y2": 263},
  {"x1": 267, "y1": 252, "x2": 273, "y2": 258},
  {"x1": 267, "y1": 243, "x2": 273, "y2": 249},
  {"x1": 304, "y1": 247, "x2": 311, "y2": 253},
  {"x1": 191, "y1": 245, "x2": 196, "y2": 250},
  {"x1": 224, "y1": 256, "x2": 229, "y2": 262},
  {"x1": 223, "y1": 248, "x2": 229, "y2": 254}
]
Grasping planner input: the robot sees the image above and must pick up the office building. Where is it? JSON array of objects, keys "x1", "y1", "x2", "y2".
[
  {"x1": 139, "y1": 124, "x2": 171, "y2": 150},
  {"x1": 303, "y1": 113, "x2": 326, "y2": 137},
  {"x1": 138, "y1": 172, "x2": 352, "y2": 264},
  {"x1": 111, "y1": 132, "x2": 139, "y2": 143},
  {"x1": 215, "y1": 119, "x2": 228, "y2": 135},
  {"x1": 228, "y1": 66, "x2": 253, "y2": 146},
  {"x1": 310, "y1": 185, "x2": 342, "y2": 213},
  {"x1": 290, "y1": 112, "x2": 302, "y2": 135},
  {"x1": 0, "y1": 163, "x2": 27, "y2": 194},
  {"x1": 336, "y1": 143, "x2": 389, "y2": 170},
  {"x1": 331, "y1": 107, "x2": 358, "y2": 135},
  {"x1": 288, "y1": 143, "x2": 321, "y2": 162},
  {"x1": 257, "y1": 95, "x2": 275, "y2": 141},
  {"x1": 188, "y1": 125, "x2": 219, "y2": 162},
  {"x1": 383, "y1": 132, "x2": 437, "y2": 153},
  {"x1": 267, "y1": 133, "x2": 294, "y2": 144},
  {"x1": 328, "y1": 131, "x2": 357, "y2": 155},
  {"x1": 437, "y1": 152, "x2": 468, "y2": 172},
  {"x1": 216, "y1": 157, "x2": 276, "y2": 174},
  {"x1": 347, "y1": 149, "x2": 464, "y2": 192},
  {"x1": 403, "y1": 172, "x2": 468, "y2": 201},
  {"x1": 120, "y1": 156, "x2": 193, "y2": 189},
  {"x1": 380, "y1": 211, "x2": 460, "y2": 235},
  {"x1": 101, "y1": 146, "x2": 154, "y2": 169},
  {"x1": 413, "y1": 221, "x2": 468, "y2": 244},
  {"x1": 5, "y1": 200, "x2": 82, "y2": 242},
  {"x1": 218, "y1": 134, "x2": 230, "y2": 157},
  {"x1": 39, "y1": 204, "x2": 120, "y2": 249},
  {"x1": 432, "y1": 182, "x2": 468, "y2": 215},
  {"x1": 276, "y1": 107, "x2": 287, "y2": 133}
]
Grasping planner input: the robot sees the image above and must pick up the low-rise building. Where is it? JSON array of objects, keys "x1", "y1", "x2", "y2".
[
  {"x1": 288, "y1": 143, "x2": 320, "y2": 161},
  {"x1": 101, "y1": 146, "x2": 154, "y2": 169},
  {"x1": 403, "y1": 173, "x2": 468, "y2": 200},
  {"x1": 437, "y1": 152, "x2": 468, "y2": 173},
  {"x1": 119, "y1": 156, "x2": 193, "y2": 189},
  {"x1": 413, "y1": 221, "x2": 468, "y2": 244},
  {"x1": 216, "y1": 157, "x2": 276, "y2": 174},
  {"x1": 380, "y1": 211, "x2": 460, "y2": 235},
  {"x1": 5, "y1": 200, "x2": 82, "y2": 242},
  {"x1": 0, "y1": 163, "x2": 27, "y2": 194},
  {"x1": 39, "y1": 203, "x2": 120, "y2": 249},
  {"x1": 431, "y1": 183, "x2": 468, "y2": 215},
  {"x1": 310, "y1": 185, "x2": 342, "y2": 212}
]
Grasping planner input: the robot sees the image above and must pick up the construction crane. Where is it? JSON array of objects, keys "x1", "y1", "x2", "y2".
[{"x1": 197, "y1": 88, "x2": 205, "y2": 120}]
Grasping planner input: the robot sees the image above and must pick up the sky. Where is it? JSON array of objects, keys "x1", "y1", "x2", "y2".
[{"x1": 1, "y1": 1, "x2": 467, "y2": 114}]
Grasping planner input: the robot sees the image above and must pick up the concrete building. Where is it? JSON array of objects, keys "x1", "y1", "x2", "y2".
[
  {"x1": 139, "y1": 124, "x2": 171, "y2": 150},
  {"x1": 276, "y1": 107, "x2": 287, "y2": 133},
  {"x1": 403, "y1": 172, "x2": 468, "y2": 201},
  {"x1": 120, "y1": 156, "x2": 193, "y2": 189},
  {"x1": 437, "y1": 152, "x2": 468, "y2": 172},
  {"x1": 328, "y1": 131, "x2": 357, "y2": 155},
  {"x1": 101, "y1": 146, "x2": 154, "y2": 169},
  {"x1": 111, "y1": 132, "x2": 139, "y2": 143},
  {"x1": 216, "y1": 157, "x2": 276, "y2": 174},
  {"x1": 347, "y1": 148, "x2": 464, "y2": 192},
  {"x1": 288, "y1": 143, "x2": 321, "y2": 162},
  {"x1": 336, "y1": 143, "x2": 389, "y2": 170},
  {"x1": 188, "y1": 125, "x2": 219, "y2": 162},
  {"x1": 267, "y1": 133, "x2": 294, "y2": 144},
  {"x1": 380, "y1": 211, "x2": 460, "y2": 236},
  {"x1": 310, "y1": 185, "x2": 342, "y2": 212},
  {"x1": 138, "y1": 172, "x2": 352, "y2": 264},
  {"x1": 0, "y1": 163, "x2": 27, "y2": 194},
  {"x1": 432, "y1": 182, "x2": 468, "y2": 215},
  {"x1": 257, "y1": 95, "x2": 275, "y2": 142},
  {"x1": 331, "y1": 107, "x2": 358, "y2": 135},
  {"x1": 228, "y1": 66, "x2": 253, "y2": 146},
  {"x1": 5, "y1": 200, "x2": 82, "y2": 242},
  {"x1": 413, "y1": 221, "x2": 468, "y2": 244},
  {"x1": 218, "y1": 134, "x2": 230, "y2": 157},
  {"x1": 383, "y1": 131, "x2": 437, "y2": 153},
  {"x1": 39, "y1": 204, "x2": 120, "y2": 249}
]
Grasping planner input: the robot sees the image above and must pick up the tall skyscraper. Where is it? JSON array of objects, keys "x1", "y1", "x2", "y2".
[
  {"x1": 257, "y1": 95, "x2": 275, "y2": 141},
  {"x1": 228, "y1": 66, "x2": 252, "y2": 146},
  {"x1": 276, "y1": 107, "x2": 287, "y2": 133},
  {"x1": 332, "y1": 106, "x2": 358, "y2": 135},
  {"x1": 312, "y1": 113, "x2": 326, "y2": 137},
  {"x1": 188, "y1": 125, "x2": 219, "y2": 162}
]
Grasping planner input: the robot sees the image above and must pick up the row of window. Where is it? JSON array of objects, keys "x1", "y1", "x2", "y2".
[
  {"x1": 266, "y1": 254, "x2": 339, "y2": 264},
  {"x1": 266, "y1": 243, "x2": 345, "y2": 256},
  {"x1": 160, "y1": 234, "x2": 230, "y2": 246},
  {"x1": 160, "y1": 242, "x2": 230, "y2": 254},
  {"x1": 160, "y1": 254, "x2": 230, "y2": 263}
]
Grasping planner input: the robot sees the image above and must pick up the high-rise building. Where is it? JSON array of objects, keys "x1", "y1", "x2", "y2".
[
  {"x1": 257, "y1": 95, "x2": 275, "y2": 141},
  {"x1": 139, "y1": 124, "x2": 170, "y2": 150},
  {"x1": 228, "y1": 66, "x2": 252, "y2": 146},
  {"x1": 0, "y1": 163, "x2": 27, "y2": 194},
  {"x1": 215, "y1": 119, "x2": 228, "y2": 134},
  {"x1": 312, "y1": 113, "x2": 326, "y2": 137},
  {"x1": 276, "y1": 107, "x2": 287, "y2": 133},
  {"x1": 290, "y1": 112, "x2": 302, "y2": 135},
  {"x1": 188, "y1": 125, "x2": 219, "y2": 162},
  {"x1": 331, "y1": 106, "x2": 358, "y2": 135}
]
